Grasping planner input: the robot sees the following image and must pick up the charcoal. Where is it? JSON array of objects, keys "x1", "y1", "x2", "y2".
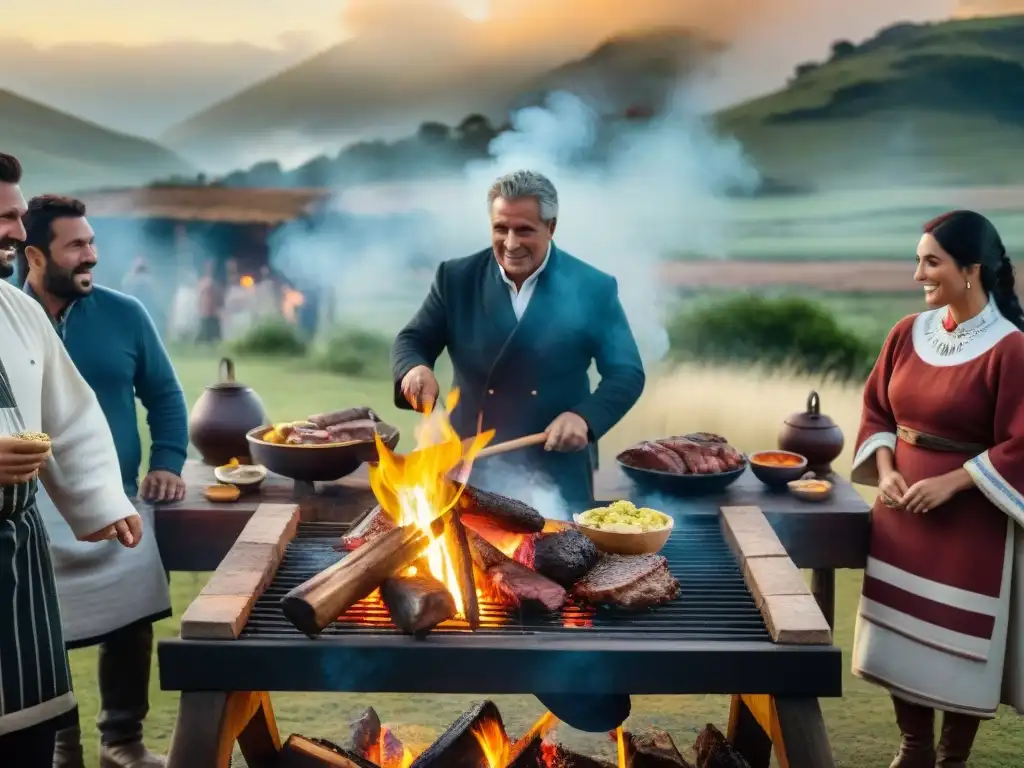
[
  {"x1": 626, "y1": 729, "x2": 694, "y2": 767},
  {"x1": 534, "y1": 528, "x2": 600, "y2": 587},
  {"x1": 459, "y1": 484, "x2": 545, "y2": 533},
  {"x1": 348, "y1": 707, "x2": 380, "y2": 757},
  {"x1": 409, "y1": 700, "x2": 504, "y2": 768},
  {"x1": 542, "y1": 743, "x2": 616, "y2": 768},
  {"x1": 693, "y1": 724, "x2": 749, "y2": 768}
]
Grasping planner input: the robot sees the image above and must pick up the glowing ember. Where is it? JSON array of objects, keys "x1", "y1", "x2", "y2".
[
  {"x1": 239, "y1": 274, "x2": 255, "y2": 288},
  {"x1": 370, "y1": 390, "x2": 494, "y2": 619},
  {"x1": 372, "y1": 726, "x2": 414, "y2": 768}
]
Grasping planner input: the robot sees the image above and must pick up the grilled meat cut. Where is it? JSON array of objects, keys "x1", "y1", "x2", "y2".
[
  {"x1": 533, "y1": 528, "x2": 600, "y2": 588},
  {"x1": 458, "y1": 484, "x2": 545, "y2": 533},
  {"x1": 466, "y1": 529, "x2": 567, "y2": 611},
  {"x1": 617, "y1": 441, "x2": 687, "y2": 473},
  {"x1": 324, "y1": 418, "x2": 378, "y2": 443},
  {"x1": 683, "y1": 432, "x2": 728, "y2": 444},
  {"x1": 573, "y1": 554, "x2": 680, "y2": 610},
  {"x1": 658, "y1": 438, "x2": 745, "y2": 474}
]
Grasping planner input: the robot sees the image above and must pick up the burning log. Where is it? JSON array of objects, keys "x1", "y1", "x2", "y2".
[
  {"x1": 445, "y1": 508, "x2": 480, "y2": 629},
  {"x1": 693, "y1": 724, "x2": 749, "y2": 768},
  {"x1": 625, "y1": 730, "x2": 694, "y2": 768},
  {"x1": 540, "y1": 744, "x2": 616, "y2": 768},
  {"x1": 459, "y1": 485, "x2": 545, "y2": 534},
  {"x1": 409, "y1": 700, "x2": 504, "y2": 768},
  {"x1": 336, "y1": 505, "x2": 397, "y2": 552},
  {"x1": 279, "y1": 734, "x2": 379, "y2": 768},
  {"x1": 381, "y1": 564, "x2": 457, "y2": 636},
  {"x1": 466, "y1": 529, "x2": 567, "y2": 612},
  {"x1": 348, "y1": 707, "x2": 380, "y2": 758},
  {"x1": 282, "y1": 509, "x2": 455, "y2": 635},
  {"x1": 533, "y1": 528, "x2": 600, "y2": 588}
]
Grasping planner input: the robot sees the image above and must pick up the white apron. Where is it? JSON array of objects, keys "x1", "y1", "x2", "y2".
[{"x1": 37, "y1": 489, "x2": 170, "y2": 644}]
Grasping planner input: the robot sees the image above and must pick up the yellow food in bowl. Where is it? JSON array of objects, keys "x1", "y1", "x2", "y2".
[{"x1": 578, "y1": 500, "x2": 671, "y2": 533}]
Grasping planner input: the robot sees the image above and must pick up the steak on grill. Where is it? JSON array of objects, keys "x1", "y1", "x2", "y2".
[{"x1": 573, "y1": 554, "x2": 680, "y2": 610}]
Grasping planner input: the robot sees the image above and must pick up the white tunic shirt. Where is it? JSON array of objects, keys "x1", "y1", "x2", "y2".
[{"x1": 497, "y1": 244, "x2": 551, "y2": 320}]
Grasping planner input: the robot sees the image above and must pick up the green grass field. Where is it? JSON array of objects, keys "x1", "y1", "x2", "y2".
[{"x1": 64, "y1": 353, "x2": 1024, "y2": 767}]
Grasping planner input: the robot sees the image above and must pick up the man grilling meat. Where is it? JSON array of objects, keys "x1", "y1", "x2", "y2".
[{"x1": 391, "y1": 170, "x2": 645, "y2": 509}]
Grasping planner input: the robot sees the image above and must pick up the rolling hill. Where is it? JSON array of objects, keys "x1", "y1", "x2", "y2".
[
  {"x1": 716, "y1": 14, "x2": 1024, "y2": 187},
  {"x1": 0, "y1": 89, "x2": 192, "y2": 194},
  {"x1": 161, "y1": 28, "x2": 718, "y2": 171}
]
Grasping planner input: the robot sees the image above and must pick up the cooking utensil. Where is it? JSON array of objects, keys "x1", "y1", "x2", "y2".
[
  {"x1": 778, "y1": 391, "x2": 845, "y2": 474},
  {"x1": 246, "y1": 423, "x2": 401, "y2": 483},
  {"x1": 616, "y1": 457, "x2": 747, "y2": 496},
  {"x1": 189, "y1": 358, "x2": 268, "y2": 466},
  {"x1": 451, "y1": 432, "x2": 548, "y2": 483}
]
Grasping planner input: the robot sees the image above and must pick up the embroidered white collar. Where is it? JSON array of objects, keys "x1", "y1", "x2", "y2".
[{"x1": 912, "y1": 295, "x2": 1016, "y2": 366}]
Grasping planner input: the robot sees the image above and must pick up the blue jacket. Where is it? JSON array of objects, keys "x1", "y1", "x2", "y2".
[
  {"x1": 391, "y1": 245, "x2": 645, "y2": 507},
  {"x1": 25, "y1": 283, "x2": 188, "y2": 496}
]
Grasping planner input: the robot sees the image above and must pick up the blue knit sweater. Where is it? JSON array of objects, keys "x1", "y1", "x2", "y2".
[{"x1": 25, "y1": 283, "x2": 188, "y2": 496}]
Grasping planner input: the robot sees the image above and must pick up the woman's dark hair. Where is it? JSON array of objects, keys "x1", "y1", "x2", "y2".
[
  {"x1": 0, "y1": 153, "x2": 22, "y2": 184},
  {"x1": 923, "y1": 209, "x2": 1024, "y2": 331}
]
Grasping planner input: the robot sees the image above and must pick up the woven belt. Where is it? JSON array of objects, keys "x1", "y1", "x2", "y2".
[{"x1": 896, "y1": 425, "x2": 987, "y2": 456}]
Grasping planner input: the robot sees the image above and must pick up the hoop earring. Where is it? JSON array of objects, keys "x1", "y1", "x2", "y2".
[{"x1": 966, "y1": 280, "x2": 972, "y2": 290}]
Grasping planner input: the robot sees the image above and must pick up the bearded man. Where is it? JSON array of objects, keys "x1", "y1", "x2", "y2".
[
  {"x1": 0, "y1": 154, "x2": 145, "y2": 768},
  {"x1": 18, "y1": 195, "x2": 188, "y2": 768},
  {"x1": 392, "y1": 170, "x2": 645, "y2": 509}
]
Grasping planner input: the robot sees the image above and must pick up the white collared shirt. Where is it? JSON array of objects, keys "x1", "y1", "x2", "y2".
[{"x1": 497, "y1": 243, "x2": 551, "y2": 320}]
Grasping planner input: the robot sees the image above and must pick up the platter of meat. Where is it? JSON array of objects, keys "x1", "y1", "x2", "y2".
[
  {"x1": 616, "y1": 433, "x2": 748, "y2": 495},
  {"x1": 246, "y1": 406, "x2": 401, "y2": 482}
]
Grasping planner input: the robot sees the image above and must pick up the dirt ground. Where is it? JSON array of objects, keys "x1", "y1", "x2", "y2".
[{"x1": 660, "y1": 260, "x2": 916, "y2": 292}]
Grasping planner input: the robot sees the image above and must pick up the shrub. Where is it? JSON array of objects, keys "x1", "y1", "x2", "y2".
[
  {"x1": 666, "y1": 294, "x2": 878, "y2": 382},
  {"x1": 229, "y1": 318, "x2": 308, "y2": 357},
  {"x1": 315, "y1": 326, "x2": 392, "y2": 379}
]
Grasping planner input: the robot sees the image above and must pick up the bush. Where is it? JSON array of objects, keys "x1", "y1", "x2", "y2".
[
  {"x1": 666, "y1": 294, "x2": 878, "y2": 382},
  {"x1": 315, "y1": 327, "x2": 392, "y2": 379},
  {"x1": 229, "y1": 318, "x2": 308, "y2": 357}
]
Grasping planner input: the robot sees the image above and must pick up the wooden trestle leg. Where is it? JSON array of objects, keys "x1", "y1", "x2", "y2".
[
  {"x1": 166, "y1": 690, "x2": 281, "y2": 768},
  {"x1": 727, "y1": 694, "x2": 835, "y2": 768}
]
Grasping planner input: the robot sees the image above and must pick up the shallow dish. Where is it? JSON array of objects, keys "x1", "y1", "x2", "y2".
[
  {"x1": 246, "y1": 422, "x2": 400, "y2": 482},
  {"x1": 787, "y1": 478, "x2": 834, "y2": 502},
  {"x1": 213, "y1": 462, "x2": 268, "y2": 491},
  {"x1": 748, "y1": 450, "x2": 809, "y2": 488},
  {"x1": 616, "y1": 458, "x2": 747, "y2": 496},
  {"x1": 572, "y1": 512, "x2": 674, "y2": 555}
]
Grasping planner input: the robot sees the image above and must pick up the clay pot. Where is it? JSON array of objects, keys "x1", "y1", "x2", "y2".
[
  {"x1": 777, "y1": 391, "x2": 845, "y2": 475},
  {"x1": 189, "y1": 358, "x2": 268, "y2": 467}
]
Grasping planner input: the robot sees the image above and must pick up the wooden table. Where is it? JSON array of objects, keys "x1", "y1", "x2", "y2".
[{"x1": 152, "y1": 460, "x2": 870, "y2": 628}]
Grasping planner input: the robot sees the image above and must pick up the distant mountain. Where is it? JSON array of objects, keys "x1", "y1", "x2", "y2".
[
  {"x1": 162, "y1": 27, "x2": 717, "y2": 171},
  {"x1": 716, "y1": 14, "x2": 1024, "y2": 186},
  {"x1": 0, "y1": 88, "x2": 192, "y2": 194}
]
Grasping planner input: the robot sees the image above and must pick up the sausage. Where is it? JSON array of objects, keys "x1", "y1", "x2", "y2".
[
  {"x1": 307, "y1": 407, "x2": 379, "y2": 430},
  {"x1": 324, "y1": 419, "x2": 378, "y2": 443},
  {"x1": 617, "y1": 442, "x2": 687, "y2": 473}
]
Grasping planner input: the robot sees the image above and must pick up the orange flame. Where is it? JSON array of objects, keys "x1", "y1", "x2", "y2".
[
  {"x1": 239, "y1": 274, "x2": 255, "y2": 288},
  {"x1": 376, "y1": 726, "x2": 414, "y2": 768},
  {"x1": 370, "y1": 390, "x2": 494, "y2": 618},
  {"x1": 473, "y1": 710, "x2": 559, "y2": 768},
  {"x1": 616, "y1": 727, "x2": 628, "y2": 768}
]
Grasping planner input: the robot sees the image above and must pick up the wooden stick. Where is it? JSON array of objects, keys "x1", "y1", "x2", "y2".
[
  {"x1": 446, "y1": 509, "x2": 480, "y2": 630},
  {"x1": 281, "y1": 508, "x2": 453, "y2": 635},
  {"x1": 474, "y1": 432, "x2": 547, "y2": 459}
]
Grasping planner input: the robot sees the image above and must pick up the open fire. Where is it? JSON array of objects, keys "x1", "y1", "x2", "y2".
[{"x1": 276, "y1": 701, "x2": 747, "y2": 767}]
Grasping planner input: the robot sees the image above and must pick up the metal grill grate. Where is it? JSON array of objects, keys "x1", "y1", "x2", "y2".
[{"x1": 241, "y1": 516, "x2": 771, "y2": 643}]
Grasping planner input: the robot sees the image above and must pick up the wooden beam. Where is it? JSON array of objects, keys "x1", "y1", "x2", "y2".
[{"x1": 180, "y1": 504, "x2": 300, "y2": 640}]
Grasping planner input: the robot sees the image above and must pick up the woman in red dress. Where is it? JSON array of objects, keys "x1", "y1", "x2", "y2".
[{"x1": 851, "y1": 210, "x2": 1024, "y2": 767}]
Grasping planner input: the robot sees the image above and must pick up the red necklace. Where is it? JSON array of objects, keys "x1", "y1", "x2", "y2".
[{"x1": 942, "y1": 308, "x2": 957, "y2": 332}]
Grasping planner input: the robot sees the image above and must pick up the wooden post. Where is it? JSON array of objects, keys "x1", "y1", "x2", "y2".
[{"x1": 166, "y1": 690, "x2": 281, "y2": 768}]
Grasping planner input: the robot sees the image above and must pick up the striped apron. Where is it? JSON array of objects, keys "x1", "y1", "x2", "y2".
[{"x1": 0, "y1": 355, "x2": 75, "y2": 736}]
